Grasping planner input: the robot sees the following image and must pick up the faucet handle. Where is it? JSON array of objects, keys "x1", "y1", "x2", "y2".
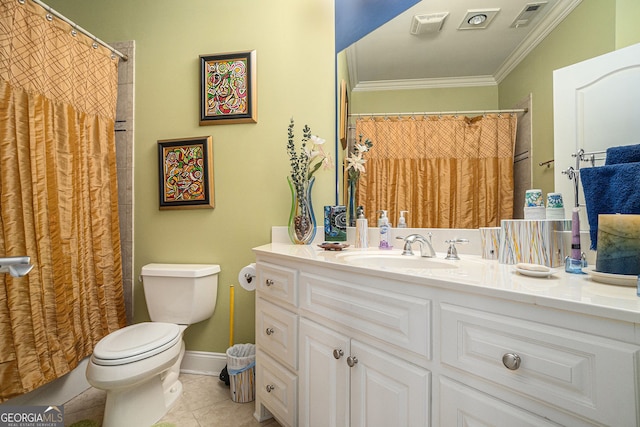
[
  {"x1": 444, "y1": 239, "x2": 468, "y2": 260},
  {"x1": 396, "y1": 236, "x2": 414, "y2": 256}
]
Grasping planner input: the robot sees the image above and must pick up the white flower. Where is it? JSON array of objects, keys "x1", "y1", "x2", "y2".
[
  {"x1": 355, "y1": 143, "x2": 370, "y2": 153},
  {"x1": 310, "y1": 135, "x2": 326, "y2": 145},
  {"x1": 322, "y1": 151, "x2": 333, "y2": 169},
  {"x1": 346, "y1": 152, "x2": 366, "y2": 174}
]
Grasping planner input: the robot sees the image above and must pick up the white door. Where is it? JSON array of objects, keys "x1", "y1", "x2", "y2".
[
  {"x1": 553, "y1": 42, "x2": 640, "y2": 231},
  {"x1": 349, "y1": 340, "x2": 431, "y2": 427},
  {"x1": 299, "y1": 319, "x2": 350, "y2": 427}
]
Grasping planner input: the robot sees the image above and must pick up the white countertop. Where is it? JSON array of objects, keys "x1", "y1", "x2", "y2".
[{"x1": 253, "y1": 243, "x2": 640, "y2": 324}]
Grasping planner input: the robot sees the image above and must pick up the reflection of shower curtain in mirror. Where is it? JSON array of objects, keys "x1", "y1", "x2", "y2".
[
  {"x1": 355, "y1": 114, "x2": 516, "y2": 228},
  {"x1": 0, "y1": 0, "x2": 126, "y2": 401}
]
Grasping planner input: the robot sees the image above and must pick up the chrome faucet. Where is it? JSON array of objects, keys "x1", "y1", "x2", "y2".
[
  {"x1": 397, "y1": 233, "x2": 436, "y2": 258},
  {"x1": 0, "y1": 256, "x2": 34, "y2": 277}
]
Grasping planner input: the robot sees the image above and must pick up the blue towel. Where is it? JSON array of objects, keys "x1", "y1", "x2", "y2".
[
  {"x1": 605, "y1": 143, "x2": 640, "y2": 165},
  {"x1": 580, "y1": 162, "x2": 640, "y2": 249}
]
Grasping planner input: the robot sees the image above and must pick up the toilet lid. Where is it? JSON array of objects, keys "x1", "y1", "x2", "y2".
[{"x1": 92, "y1": 322, "x2": 181, "y2": 366}]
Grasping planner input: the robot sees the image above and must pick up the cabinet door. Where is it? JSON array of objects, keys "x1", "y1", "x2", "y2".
[
  {"x1": 350, "y1": 340, "x2": 431, "y2": 427},
  {"x1": 299, "y1": 318, "x2": 350, "y2": 427}
]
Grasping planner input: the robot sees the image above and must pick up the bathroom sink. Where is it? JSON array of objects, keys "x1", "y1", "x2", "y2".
[{"x1": 338, "y1": 252, "x2": 458, "y2": 270}]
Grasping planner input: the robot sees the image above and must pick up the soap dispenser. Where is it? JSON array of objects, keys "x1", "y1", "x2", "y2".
[
  {"x1": 355, "y1": 206, "x2": 368, "y2": 249},
  {"x1": 398, "y1": 211, "x2": 408, "y2": 228},
  {"x1": 378, "y1": 210, "x2": 392, "y2": 249}
]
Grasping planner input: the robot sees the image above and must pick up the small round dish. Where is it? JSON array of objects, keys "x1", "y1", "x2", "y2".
[
  {"x1": 515, "y1": 263, "x2": 556, "y2": 278},
  {"x1": 318, "y1": 242, "x2": 350, "y2": 251},
  {"x1": 584, "y1": 266, "x2": 638, "y2": 287}
]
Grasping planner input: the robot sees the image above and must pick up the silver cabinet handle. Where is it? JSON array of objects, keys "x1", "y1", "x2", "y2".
[
  {"x1": 502, "y1": 353, "x2": 521, "y2": 370},
  {"x1": 265, "y1": 279, "x2": 274, "y2": 287},
  {"x1": 265, "y1": 327, "x2": 274, "y2": 335},
  {"x1": 266, "y1": 384, "x2": 275, "y2": 392},
  {"x1": 347, "y1": 355, "x2": 358, "y2": 367},
  {"x1": 333, "y1": 349, "x2": 344, "y2": 359}
]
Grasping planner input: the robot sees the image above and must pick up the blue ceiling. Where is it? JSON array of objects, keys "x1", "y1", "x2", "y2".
[{"x1": 335, "y1": 0, "x2": 420, "y2": 52}]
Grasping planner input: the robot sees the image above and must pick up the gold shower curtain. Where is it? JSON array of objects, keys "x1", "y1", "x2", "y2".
[
  {"x1": 355, "y1": 114, "x2": 517, "y2": 228},
  {"x1": 0, "y1": 0, "x2": 126, "y2": 401}
]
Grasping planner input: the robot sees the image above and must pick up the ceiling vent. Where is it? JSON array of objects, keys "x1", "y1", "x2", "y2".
[
  {"x1": 458, "y1": 9, "x2": 500, "y2": 30},
  {"x1": 410, "y1": 12, "x2": 449, "y2": 35},
  {"x1": 510, "y1": 1, "x2": 548, "y2": 28}
]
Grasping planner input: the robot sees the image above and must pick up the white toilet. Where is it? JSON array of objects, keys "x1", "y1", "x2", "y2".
[{"x1": 86, "y1": 263, "x2": 220, "y2": 427}]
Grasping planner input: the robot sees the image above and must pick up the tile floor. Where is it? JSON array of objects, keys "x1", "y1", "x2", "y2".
[{"x1": 63, "y1": 373, "x2": 282, "y2": 427}]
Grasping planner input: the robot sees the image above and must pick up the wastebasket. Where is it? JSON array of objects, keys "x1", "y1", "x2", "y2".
[{"x1": 226, "y1": 343, "x2": 256, "y2": 403}]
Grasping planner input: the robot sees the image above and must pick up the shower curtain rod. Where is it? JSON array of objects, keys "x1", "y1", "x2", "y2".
[
  {"x1": 28, "y1": 0, "x2": 128, "y2": 62},
  {"x1": 350, "y1": 108, "x2": 527, "y2": 118}
]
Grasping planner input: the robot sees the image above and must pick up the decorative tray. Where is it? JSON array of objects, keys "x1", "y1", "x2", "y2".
[
  {"x1": 318, "y1": 243, "x2": 350, "y2": 251},
  {"x1": 584, "y1": 266, "x2": 638, "y2": 287}
]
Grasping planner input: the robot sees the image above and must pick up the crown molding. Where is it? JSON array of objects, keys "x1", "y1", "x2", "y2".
[
  {"x1": 352, "y1": 75, "x2": 497, "y2": 92},
  {"x1": 494, "y1": 0, "x2": 583, "y2": 83}
]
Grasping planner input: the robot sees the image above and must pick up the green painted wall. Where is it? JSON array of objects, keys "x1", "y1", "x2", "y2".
[
  {"x1": 498, "y1": 0, "x2": 640, "y2": 194},
  {"x1": 350, "y1": 85, "x2": 499, "y2": 114},
  {"x1": 47, "y1": 0, "x2": 335, "y2": 353},
  {"x1": 498, "y1": 0, "x2": 616, "y2": 195},
  {"x1": 617, "y1": 0, "x2": 640, "y2": 48}
]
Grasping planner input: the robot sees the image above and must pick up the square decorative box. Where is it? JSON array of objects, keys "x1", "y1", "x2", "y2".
[{"x1": 499, "y1": 219, "x2": 571, "y2": 267}]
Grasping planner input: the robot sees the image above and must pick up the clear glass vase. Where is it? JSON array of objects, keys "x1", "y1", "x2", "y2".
[{"x1": 287, "y1": 176, "x2": 316, "y2": 245}]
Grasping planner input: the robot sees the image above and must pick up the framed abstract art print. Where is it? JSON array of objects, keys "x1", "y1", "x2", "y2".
[{"x1": 199, "y1": 50, "x2": 257, "y2": 125}]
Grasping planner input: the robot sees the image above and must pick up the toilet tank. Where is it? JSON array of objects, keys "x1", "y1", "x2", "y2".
[{"x1": 141, "y1": 263, "x2": 220, "y2": 325}]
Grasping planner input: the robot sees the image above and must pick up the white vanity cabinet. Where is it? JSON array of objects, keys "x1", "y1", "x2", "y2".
[
  {"x1": 253, "y1": 245, "x2": 640, "y2": 427},
  {"x1": 298, "y1": 318, "x2": 431, "y2": 427}
]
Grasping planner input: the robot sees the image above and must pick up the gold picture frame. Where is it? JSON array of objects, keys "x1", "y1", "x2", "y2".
[{"x1": 339, "y1": 79, "x2": 349, "y2": 149}]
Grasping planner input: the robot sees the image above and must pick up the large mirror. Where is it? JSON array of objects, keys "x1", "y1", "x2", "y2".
[{"x1": 335, "y1": 0, "x2": 582, "y2": 228}]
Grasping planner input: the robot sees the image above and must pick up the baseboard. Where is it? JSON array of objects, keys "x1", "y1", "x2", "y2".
[
  {"x1": 180, "y1": 350, "x2": 227, "y2": 376},
  {"x1": 2, "y1": 352, "x2": 226, "y2": 406}
]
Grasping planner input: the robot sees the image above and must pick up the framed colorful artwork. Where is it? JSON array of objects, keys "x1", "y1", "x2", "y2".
[
  {"x1": 157, "y1": 136, "x2": 214, "y2": 210},
  {"x1": 199, "y1": 50, "x2": 257, "y2": 125}
]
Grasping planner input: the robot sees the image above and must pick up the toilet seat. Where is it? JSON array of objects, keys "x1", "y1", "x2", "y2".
[{"x1": 92, "y1": 322, "x2": 181, "y2": 366}]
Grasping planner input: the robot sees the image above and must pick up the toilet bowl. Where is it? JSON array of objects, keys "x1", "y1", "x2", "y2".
[{"x1": 86, "y1": 264, "x2": 220, "y2": 427}]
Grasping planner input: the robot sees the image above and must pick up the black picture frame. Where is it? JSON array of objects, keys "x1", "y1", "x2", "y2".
[
  {"x1": 199, "y1": 50, "x2": 257, "y2": 125},
  {"x1": 157, "y1": 136, "x2": 214, "y2": 209}
]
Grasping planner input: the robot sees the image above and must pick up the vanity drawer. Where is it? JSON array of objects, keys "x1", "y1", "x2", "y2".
[
  {"x1": 439, "y1": 377, "x2": 563, "y2": 427},
  {"x1": 256, "y1": 350, "x2": 297, "y2": 427},
  {"x1": 299, "y1": 272, "x2": 432, "y2": 358},
  {"x1": 256, "y1": 297, "x2": 298, "y2": 371},
  {"x1": 440, "y1": 303, "x2": 640, "y2": 426},
  {"x1": 257, "y1": 261, "x2": 297, "y2": 307}
]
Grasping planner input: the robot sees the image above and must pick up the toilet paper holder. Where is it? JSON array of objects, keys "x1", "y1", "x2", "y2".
[{"x1": 238, "y1": 263, "x2": 257, "y2": 291}]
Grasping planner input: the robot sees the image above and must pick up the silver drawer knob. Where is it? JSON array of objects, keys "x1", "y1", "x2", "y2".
[
  {"x1": 265, "y1": 327, "x2": 274, "y2": 335},
  {"x1": 266, "y1": 384, "x2": 275, "y2": 392},
  {"x1": 333, "y1": 349, "x2": 344, "y2": 359},
  {"x1": 265, "y1": 279, "x2": 274, "y2": 287},
  {"x1": 502, "y1": 353, "x2": 521, "y2": 370},
  {"x1": 347, "y1": 356, "x2": 358, "y2": 367}
]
